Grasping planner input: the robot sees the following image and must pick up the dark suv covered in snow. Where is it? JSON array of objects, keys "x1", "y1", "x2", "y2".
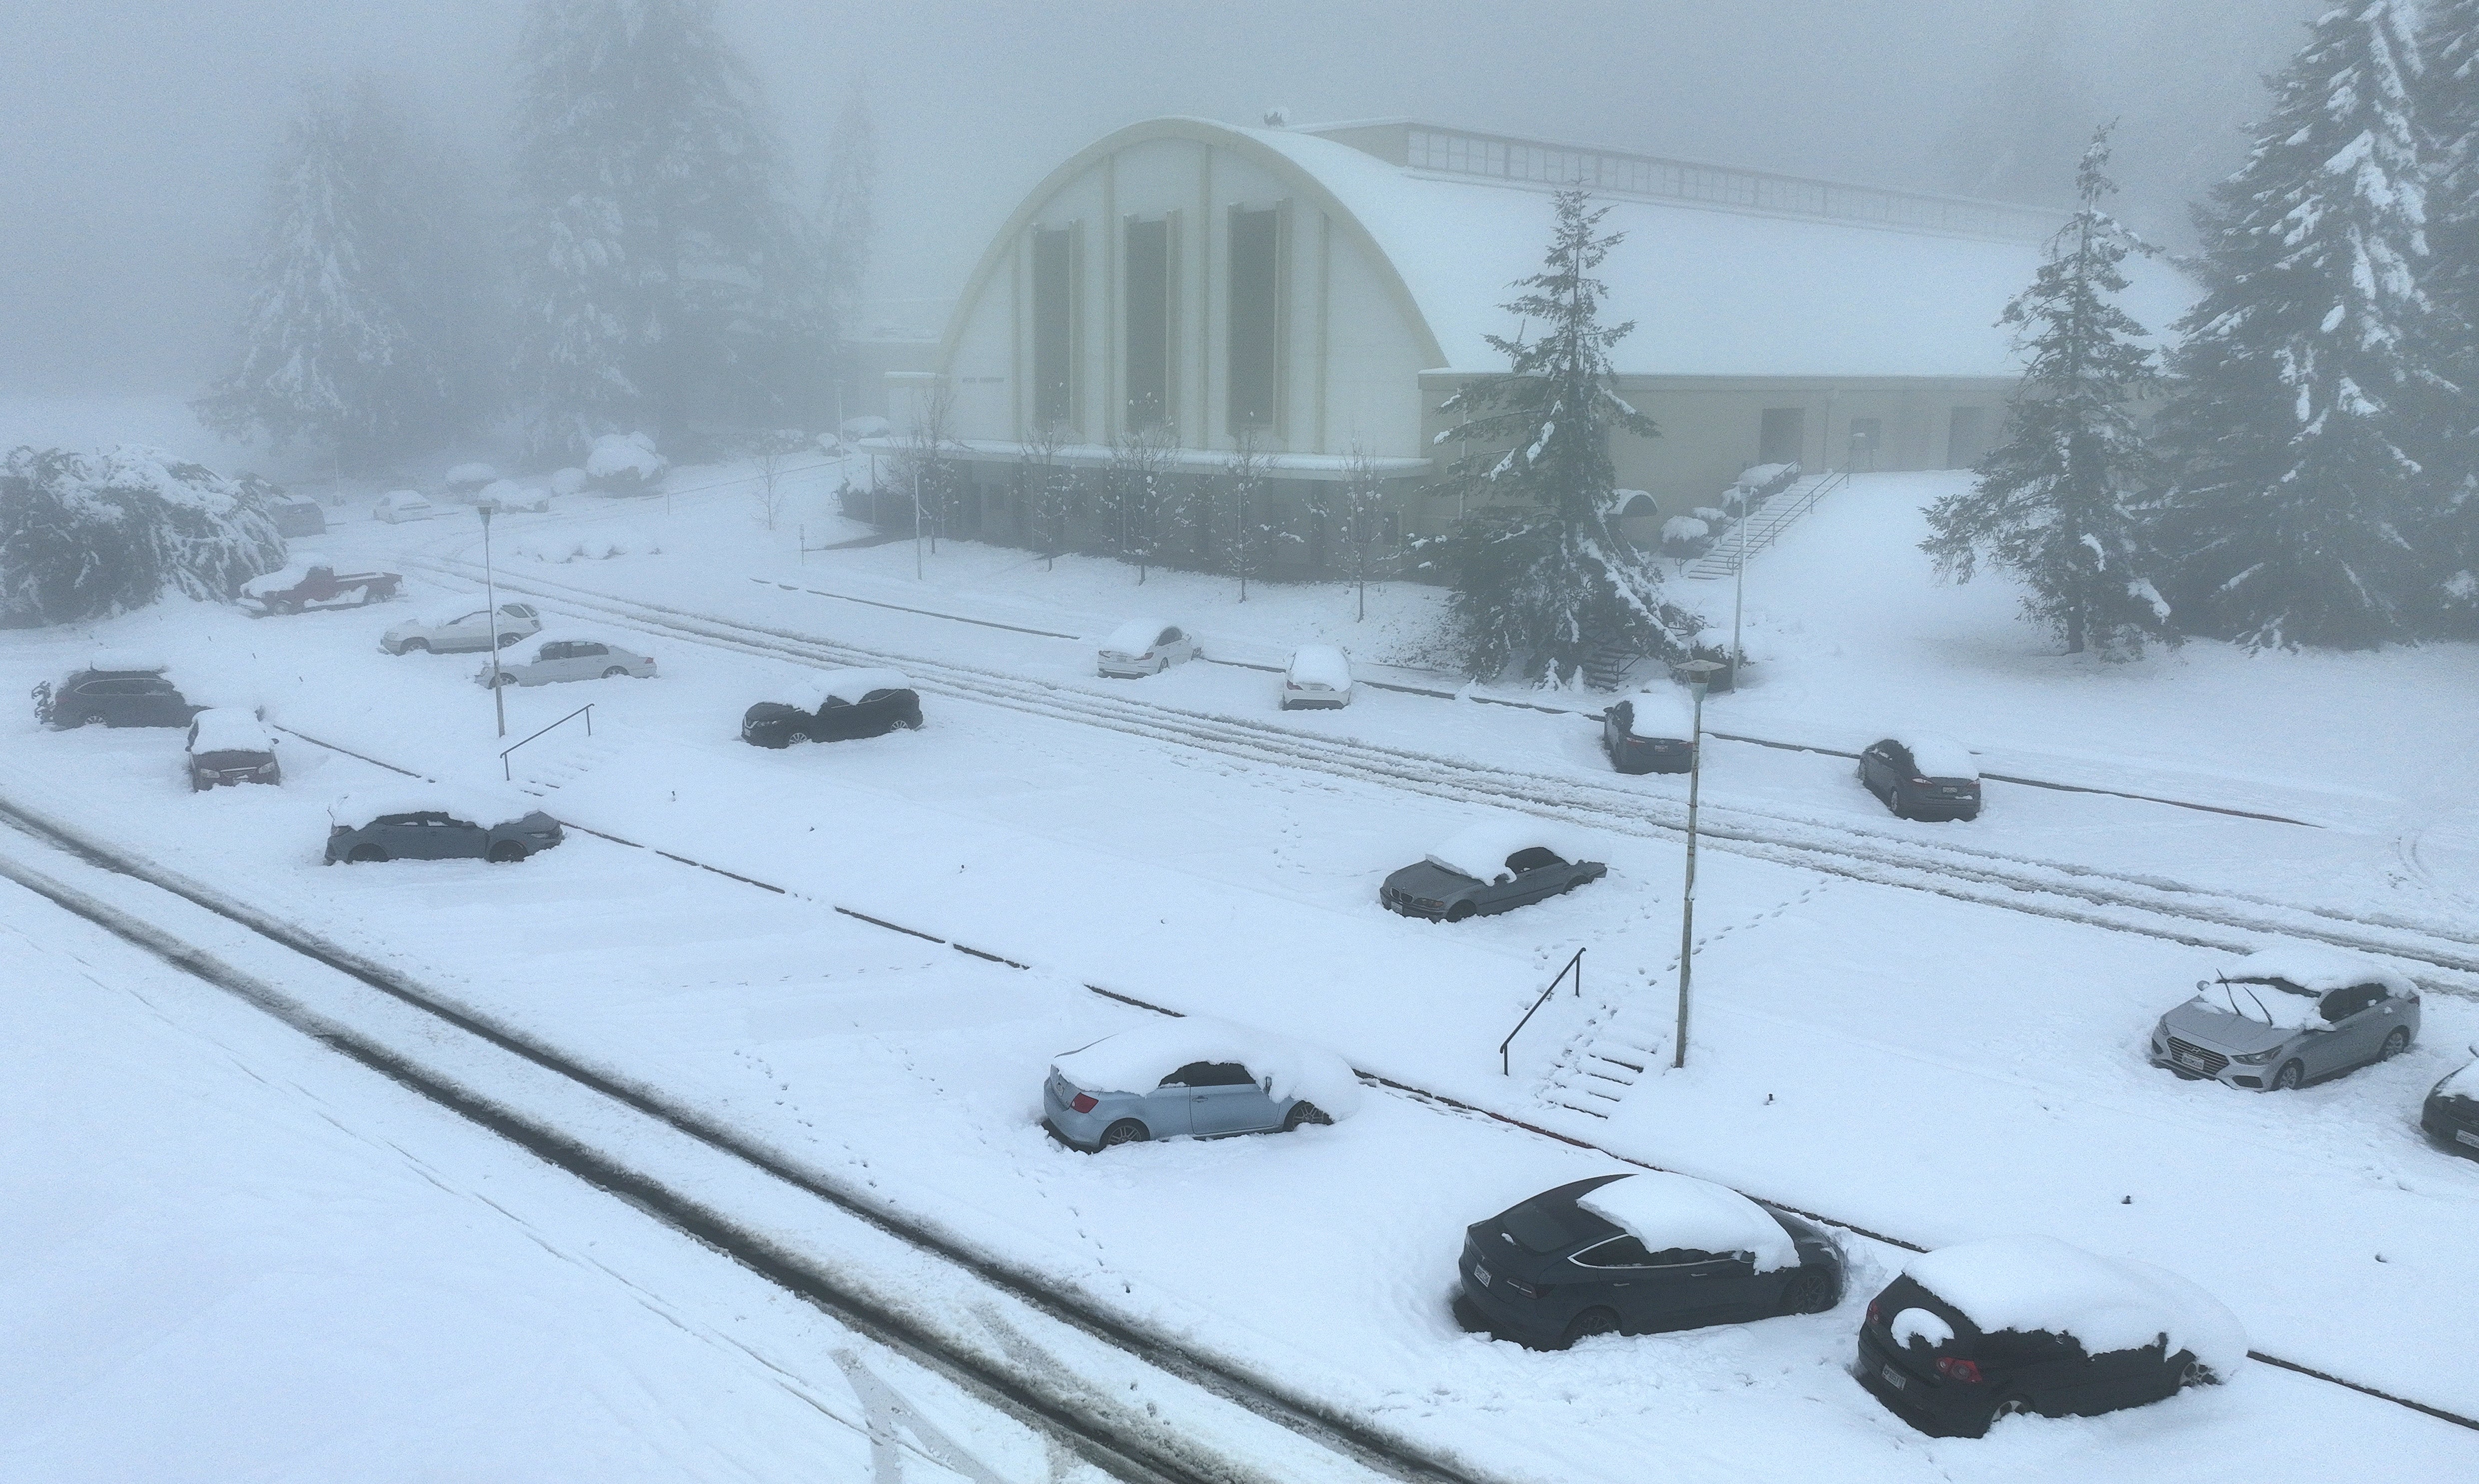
[{"x1": 34, "y1": 660, "x2": 200, "y2": 730}]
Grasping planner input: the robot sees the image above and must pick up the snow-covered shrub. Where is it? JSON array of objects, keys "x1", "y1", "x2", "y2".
[
  {"x1": 586, "y1": 431, "x2": 667, "y2": 495},
  {"x1": 0, "y1": 446, "x2": 286, "y2": 625},
  {"x1": 838, "y1": 414, "x2": 891, "y2": 441},
  {"x1": 1692, "y1": 505, "x2": 1731, "y2": 526},
  {"x1": 1659, "y1": 515, "x2": 1713, "y2": 560},
  {"x1": 444, "y1": 462, "x2": 497, "y2": 494},
  {"x1": 549, "y1": 466, "x2": 589, "y2": 497}
]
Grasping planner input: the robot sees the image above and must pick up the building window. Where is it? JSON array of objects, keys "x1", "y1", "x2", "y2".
[
  {"x1": 1124, "y1": 216, "x2": 1172, "y2": 433},
  {"x1": 1032, "y1": 225, "x2": 1078, "y2": 430},
  {"x1": 1946, "y1": 405, "x2": 1990, "y2": 468},
  {"x1": 1758, "y1": 407, "x2": 1805, "y2": 466},
  {"x1": 1228, "y1": 205, "x2": 1281, "y2": 433},
  {"x1": 1847, "y1": 417, "x2": 1884, "y2": 471}
]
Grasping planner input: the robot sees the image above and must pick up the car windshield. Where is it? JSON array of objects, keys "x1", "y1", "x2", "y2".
[{"x1": 2207, "y1": 976, "x2": 2316, "y2": 1026}]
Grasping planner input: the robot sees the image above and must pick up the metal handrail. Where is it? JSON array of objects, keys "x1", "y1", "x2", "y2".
[
  {"x1": 1734, "y1": 468, "x2": 1848, "y2": 564},
  {"x1": 499, "y1": 703, "x2": 594, "y2": 779},
  {"x1": 1499, "y1": 947, "x2": 1586, "y2": 1074}
]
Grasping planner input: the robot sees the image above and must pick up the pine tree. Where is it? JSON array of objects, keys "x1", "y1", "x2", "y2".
[
  {"x1": 2153, "y1": 0, "x2": 2453, "y2": 650},
  {"x1": 511, "y1": 0, "x2": 825, "y2": 454},
  {"x1": 820, "y1": 83, "x2": 877, "y2": 351},
  {"x1": 196, "y1": 79, "x2": 485, "y2": 465},
  {"x1": 1923, "y1": 126, "x2": 2170, "y2": 657},
  {"x1": 1431, "y1": 190, "x2": 1700, "y2": 683},
  {"x1": 2416, "y1": 0, "x2": 2479, "y2": 625},
  {"x1": 0, "y1": 447, "x2": 286, "y2": 625}
]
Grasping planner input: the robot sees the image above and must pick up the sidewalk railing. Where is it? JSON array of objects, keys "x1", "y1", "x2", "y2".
[
  {"x1": 1499, "y1": 947, "x2": 1585, "y2": 1074},
  {"x1": 500, "y1": 703, "x2": 593, "y2": 780}
]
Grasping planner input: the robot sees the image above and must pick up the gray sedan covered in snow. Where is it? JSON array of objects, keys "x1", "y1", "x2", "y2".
[
  {"x1": 1380, "y1": 821, "x2": 1607, "y2": 921},
  {"x1": 2150, "y1": 945, "x2": 2420, "y2": 1091},
  {"x1": 1041, "y1": 1017, "x2": 1359, "y2": 1152}
]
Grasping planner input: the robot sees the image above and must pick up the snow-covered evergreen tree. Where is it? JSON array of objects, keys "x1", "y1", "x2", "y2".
[
  {"x1": 1923, "y1": 127, "x2": 2169, "y2": 657},
  {"x1": 196, "y1": 79, "x2": 485, "y2": 464},
  {"x1": 2153, "y1": 0, "x2": 2453, "y2": 650},
  {"x1": 2416, "y1": 0, "x2": 2479, "y2": 627},
  {"x1": 511, "y1": 0, "x2": 825, "y2": 453},
  {"x1": 820, "y1": 83, "x2": 877, "y2": 349},
  {"x1": 1430, "y1": 191, "x2": 1700, "y2": 683},
  {"x1": 0, "y1": 447, "x2": 285, "y2": 625}
]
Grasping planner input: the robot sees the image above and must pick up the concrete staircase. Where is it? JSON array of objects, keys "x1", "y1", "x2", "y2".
[
  {"x1": 1580, "y1": 640, "x2": 1646, "y2": 693},
  {"x1": 1539, "y1": 1041, "x2": 1657, "y2": 1120},
  {"x1": 509, "y1": 730, "x2": 627, "y2": 795},
  {"x1": 1685, "y1": 469, "x2": 1849, "y2": 580}
]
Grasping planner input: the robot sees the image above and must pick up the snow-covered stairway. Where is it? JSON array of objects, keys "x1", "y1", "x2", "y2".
[
  {"x1": 510, "y1": 730, "x2": 628, "y2": 795},
  {"x1": 1685, "y1": 469, "x2": 1849, "y2": 580},
  {"x1": 1581, "y1": 640, "x2": 1645, "y2": 692}
]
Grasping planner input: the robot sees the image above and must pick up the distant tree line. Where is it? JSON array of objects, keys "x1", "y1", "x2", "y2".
[
  {"x1": 197, "y1": 0, "x2": 875, "y2": 468},
  {"x1": 1927, "y1": 0, "x2": 2479, "y2": 653}
]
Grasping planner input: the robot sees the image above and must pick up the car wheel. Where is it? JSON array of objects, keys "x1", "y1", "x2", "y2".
[
  {"x1": 486, "y1": 671, "x2": 513, "y2": 688},
  {"x1": 190, "y1": 776, "x2": 212, "y2": 793},
  {"x1": 602, "y1": 666, "x2": 628, "y2": 679},
  {"x1": 1444, "y1": 901, "x2": 1476, "y2": 922},
  {"x1": 2273, "y1": 1059, "x2": 2306, "y2": 1091},
  {"x1": 497, "y1": 632, "x2": 524, "y2": 649},
  {"x1": 487, "y1": 841, "x2": 528, "y2": 864},
  {"x1": 1558, "y1": 1308, "x2": 1620, "y2": 1349},
  {"x1": 1959, "y1": 807, "x2": 1981, "y2": 822},
  {"x1": 2379, "y1": 1026, "x2": 2411, "y2": 1061},
  {"x1": 2176, "y1": 1357, "x2": 2219, "y2": 1391},
  {"x1": 347, "y1": 844, "x2": 388, "y2": 864},
  {"x1": 1779, "y1": 1266, "x2": 1837, "y2": 1315},
  {"x1": 402, "y1": 638, "x2": 430, "y2": 653},
  {"x1": 1981, "y1": 1396, "x2": 2034, "y2": 1434},
  {"x1": 1097, "y1": 1119, "x2": 1149, "y2": 1149},
  {"x1": 1889, "y1": 790, "x2": 1910, "y2": 819},
  {"x1": 1281, "y1": 1102, "x2": 1333, "y2": 1132}
]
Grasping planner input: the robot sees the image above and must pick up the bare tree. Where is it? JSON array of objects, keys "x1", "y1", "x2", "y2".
[
  {"x1": 1223, "y1": 430, "x2": 1273, "y2": 601},
  {"x1": 1019, "y1": 419, "x2": 1071, "y2": 571},
  {"x1": 899, "y1": 380, "x2": 963, "y2": 551},
  {"x1": 1338, "y1": 446, "x2": 1390, "y2": 621},
  {"x1": 1104, "y1": 427, "x2": 1175, "y2": 583},
  {"x1": 752, "y1": 427, "x2": 809, "y2": 530}
]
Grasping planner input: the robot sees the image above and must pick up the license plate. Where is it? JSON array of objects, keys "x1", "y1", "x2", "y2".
[
  {"x1": 2175, "y1": 1050, "x2": 2208, "y2": 1070},
  {"x1": 1472, "y1": 1264, "x2": 1492, "y2": 1288},
  {"x1": 1879, "y1": 1364, "x2": 1908, "y2": 1390},
  {"x1": 2458, "y1": 1130, "x2": 2479, "y2": 1149}
]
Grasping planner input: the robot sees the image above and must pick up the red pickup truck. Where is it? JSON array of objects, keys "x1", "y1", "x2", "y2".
[{"x1": 238, "y1": 563, "x2": 403, "y2": 614}]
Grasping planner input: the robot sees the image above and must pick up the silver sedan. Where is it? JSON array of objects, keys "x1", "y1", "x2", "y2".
[{"x1": 478, "y1": 635, "x2": 657, "y2": 687}]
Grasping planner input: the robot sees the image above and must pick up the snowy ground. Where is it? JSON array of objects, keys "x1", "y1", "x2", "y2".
[{"x1": 7, "y1": 451, "x2": 2479, "y2": 1479}]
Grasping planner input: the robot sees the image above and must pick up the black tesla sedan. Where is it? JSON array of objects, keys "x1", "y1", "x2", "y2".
[
  {"x1": 2423, "y1": 1053, "x2": 2479, "y2": 1160},
  {"x1": 1452, "y1": 1172, "x2": 1843, "y2": 1349},
  {"x1": 1855, "y1": 1236, "x2": 2237, "y2": 1438},
  {"x1": 741, "y1": 667, "x2": 923, "y2": 748},
  {"x1": 1856, "y1": 734, "x2": 1982, "y2": 821},
  {"x1": 1380, "y1": 824, "x2": 1606, "y2": 921},
  {"x1": 34, "y1": 659, "x2": 200, "y2": 729},
  {"x1": 1602, "y1": 689, "x2": 1698, "y2": 774}
]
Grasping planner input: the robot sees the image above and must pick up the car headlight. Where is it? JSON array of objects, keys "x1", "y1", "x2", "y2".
[{"x1": 2232, "y1": 1047, "x2": 2283, "y2": 1065}]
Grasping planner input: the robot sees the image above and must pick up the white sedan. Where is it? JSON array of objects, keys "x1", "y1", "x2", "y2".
[
  {"x1": 1097, "y1": 618, "x2": 1201, "y2": 678},
  {"x1": 479, "y1": 634, "x2": 657, "y2": 687},
  {"x1": 382, "y1": 602, "x2": 542, "y2": 655},
  {"x1": 373, "y1": 490, "x2": 436, "y2": 523},
  {"x1": 1280, "y1": 644, "x2": 1353, "y2": 709}
]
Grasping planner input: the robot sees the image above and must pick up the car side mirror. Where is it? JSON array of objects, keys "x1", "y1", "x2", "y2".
[{"x1": 2195, "y1": 979, "x2": 2212, "y2": 993}]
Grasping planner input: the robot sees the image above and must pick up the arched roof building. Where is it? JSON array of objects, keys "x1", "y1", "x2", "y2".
[{"x1": 880, "y1": 116, "x2": 2190, "y2": 555}]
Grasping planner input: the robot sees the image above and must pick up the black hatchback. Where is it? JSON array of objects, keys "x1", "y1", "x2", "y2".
[
  {"x1": 1452, "y1": 1173, "x2": 1843, "y2": 1349},
  {"x1": 742, "y1": 667, "x2": 923, "y2": 748},
  {"x1": 34, "y1": 661, "x2": 199, "y2": 730},
  {"x1": 2423, "y1": 1052, "x2": 2479, "y2": 1160},
  {"x1": 1856, "y1": 734, "x2": 1981, "y2": 821}
]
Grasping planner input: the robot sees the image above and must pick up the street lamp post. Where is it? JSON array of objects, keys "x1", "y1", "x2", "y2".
[
  {"x1": 1730, "y1": 480, "x2": 1751, "y2": 687},
  {"x1": 911, "y1": 464, "x2": 924, "y2": 580},
  {"x1": 1670, "y1": 658, "x2": 1725, "y2": 1068},
  {"x1": 479, "y1": 505, "x2": 505, "y2": 739}
]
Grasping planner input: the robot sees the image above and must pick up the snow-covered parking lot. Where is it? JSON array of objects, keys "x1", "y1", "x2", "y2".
[{"x1": 6, "y1": 467, "x2": 2479, "y2": 1480}]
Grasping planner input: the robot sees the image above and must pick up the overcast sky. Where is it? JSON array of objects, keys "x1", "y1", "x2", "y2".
[{"x1": 0, "y1": 0, "x2": 2317, "y2": 396}]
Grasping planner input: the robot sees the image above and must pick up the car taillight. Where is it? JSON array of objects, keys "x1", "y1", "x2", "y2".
[
  {"x1": 1911, "y1": 777, "x2": 1932, "y2": 786},
  {"x1": 1866, "y1": 1300, "x2": 1881, "y2": 1326},
  {"x1": 1070, "y1": 1093, "x2": 1097, "y2": 1113},
  {"x1": 1936, "y1": 1358, "x2": 1983, "y2": 1384}
]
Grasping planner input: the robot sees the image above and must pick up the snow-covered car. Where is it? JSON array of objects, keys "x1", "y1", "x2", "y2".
[
  {"x1": 472, "y1": 479, "x2": 552, "y2": 514},
  {"x1": 1097, "y1": 618, "x2": 1200, "y2": 678},
  {"x1": 1602, "y1": 686, "x2": 1698, "y2": 774},
  {"x1": 1855, "y1": 1235, "x2": 2243, "y2": 1438},
  {"x1": 1379, "y1": 821, "x2": 1606, "y2": 921},
  {"x1": 2422, "y1": 1048, "x2": 2479, "y2": 1159},
  {"x1": 382, "y1": 602, "x2": 542, "y2": 655},
  {"x1": 1279, "y1": 644, "x2": 1352, "y2": 710},
  {"x1": 324, "y1": 789, "x2": 564, "y2": 865},
  {"x1": 443, "y1": 462, "x2": 498, "y2": 496},
  {"x1": 373, "y1": 490, "x2": 436, "y2": 523},
  {"x1": 1041, "y1": 1016, "x2": 1361, "y2": 1152},
  {"x1": 238, "y1": 563, "x2": 402, "y2": 614},
  {"x1": 1452, "y1": 1171, "x2": 1842, "y2": 1349},
  {"x1": 185, "y1": 708, "x2": 279, "y2": 791},
  {"x1": 740, "y1": 668, "x2": 922, "y2": 747},
  {"x1": 268, "y1": 494, "x2": 327, "y2": 537},
  {"x1": 477, "y1": 633, "x2": 657, "y2": 688},
  {"x1": 32, "y1": 656, "x2": 199, "y2": 730},
  {"x1": 2150, "y1": 945, "x2": 2420, "y2": 1091},
  {"x1": 1857, "y1": 732, "x2": 1981, "y2": 820}
]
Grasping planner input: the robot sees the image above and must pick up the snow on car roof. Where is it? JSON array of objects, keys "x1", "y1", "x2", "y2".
[
  {"x1": 1102, "y1": 617, "x2": 1171, "y2": 653},
  {"x1": 1574, "y1": 1171, "x2": 1798, "y2": 1273},
  {"x1": 2220, "y1": 943, "x2": 2417, "y2": 1000},
  {"x1": 1618, "y1": 686, "x2": 1699, "y2": 739},
  {"x1": 328, "y1": 785, "x2": 543, "y2": 830},
  {"x1": 1051, "y1": 1015, "x2": 1362, "y2": 1117},
  {"x1": 80, "y1": 651, "x2": 167, "y2": 676},
  {"x1": 806, "y1": 667, "x2": 913, "y2": 706},
  {"x1": 240, "y1": 563, "x2": 314, "y2": 596},
  {"x1": 1425, "y1": 818, "x2": 1587, "y2": 883},
  {"x1": 523, "y1": 632, "x2": 627, "y2": 656},
  {"x1": 1287, "y1": 644, "x2": 1351, "y2": 687},
  {"x1": 2440, "y1": 1059, "x2": 2479, "y2": 1100},
  {"x1": 1903, "y1": 1236, "x2": 2247, "y2": 1372},
  {"x1": 2190, "y1": 979, "x2": 2327, "y2": 1031},
  {"x1": 1899, "y1": 732, "x2": 1978, "y2": 779},
  {"x1": 186, "y1": 707, "x2": 273, "y2": 754},
  {"x1": 379, "y1": 489, "x2": 431, "y2": 505}
]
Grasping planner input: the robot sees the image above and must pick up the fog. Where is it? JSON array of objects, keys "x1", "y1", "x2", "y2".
[{"x1": 0, "y1": 0, "x2": 2318, "y2": 397}]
